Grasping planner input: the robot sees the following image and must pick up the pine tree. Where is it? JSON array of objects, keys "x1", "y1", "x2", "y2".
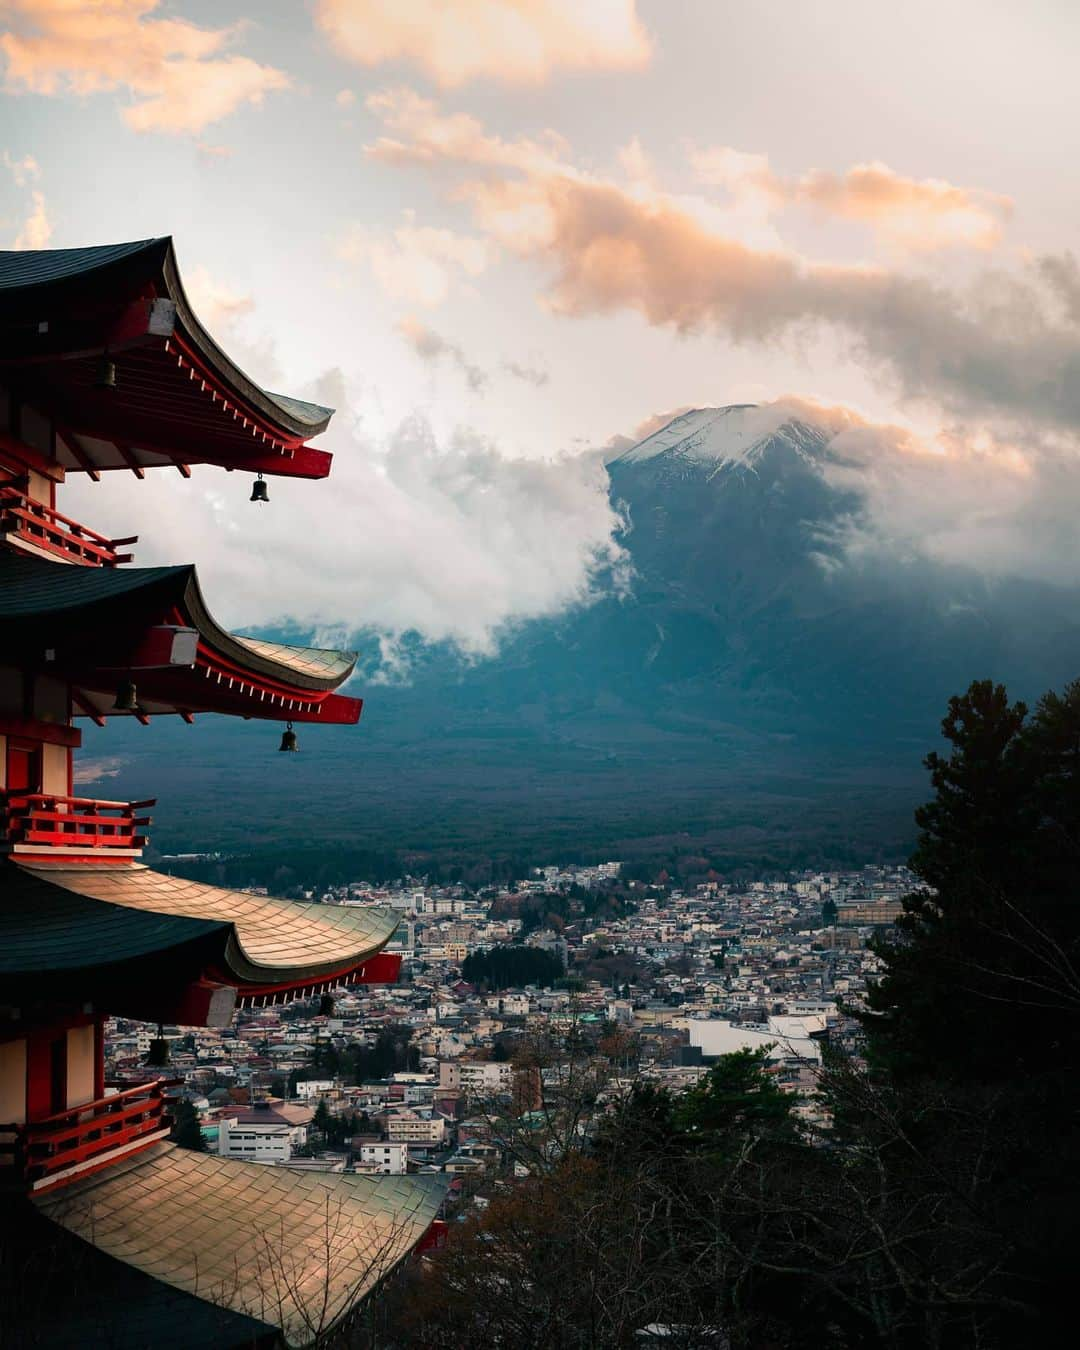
[{"x1": 170, "y1": 1098, "x2": 208, "y2": 1152}]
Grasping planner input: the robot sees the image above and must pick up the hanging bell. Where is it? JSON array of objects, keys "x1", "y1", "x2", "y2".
[
  {"x1": 113, "y1": 679, "x2": 139, "y2": 712},
  {"x1": 146, "y1": 1023, "x2": 169, "y2": 1066},
  {"x1": 279, "y1": 721, "x2": 298, "y2": 752},
  {"x1": 95, "y1": 355, "x2": 117, "y2": 389},
  {"x1": 250, "y1": 473, "x2": 269, "y2": 504}
]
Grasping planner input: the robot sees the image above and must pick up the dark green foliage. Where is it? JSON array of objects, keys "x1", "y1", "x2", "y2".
[
  {"x1": 169, "y1": 1098, "x2": 207, "y2": 1153},
  {"x1": 864, "y1": 678, "x2": 1080, "y2": 1082},
  {"x1": 461, "y1": 945, "x2": 563, "y2": 990},
  {"x1": 676, "y1": 1047, "x2": 796, "y2": 1154},
  {"x1": 821, "y1": 896, "x2": 837, "y2": 925}
]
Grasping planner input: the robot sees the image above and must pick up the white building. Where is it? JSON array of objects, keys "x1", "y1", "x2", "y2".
[
  {"x1": 218, "y1": 1113, "x2": 292, "y2": 1165},
  {"x1": 295, "y1": 1079, "x2": 336, "y2": 1100},
  {"x1": 385, "y1": 1111, "x2": 446, "y2": 1144},
  {"x1": 439, "y1": 1060, "x2": 513, "y2": 1096},
  {"x1": 356, "y1": 1141, "x2": 408, "y2": 1175},
  {"x1": 687, "y1": 1018, "x2": 822, "y2": 1065}
]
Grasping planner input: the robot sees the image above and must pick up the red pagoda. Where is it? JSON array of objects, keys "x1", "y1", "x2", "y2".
[{"x1": 0, "y1": 239, "x2": 444, "y2": 1347}]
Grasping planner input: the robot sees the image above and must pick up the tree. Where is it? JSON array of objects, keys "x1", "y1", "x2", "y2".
[
  {"x1": 312, "y1": 1098, "x2": 334, "y2": 1141},
  {"x1": 821, "y1": 897, "x2": 837, "y2": 926},
  {"x1": 676, "y1": 1048, "x2": 796, "y2": 1158},
  {"x1": 169, "y1": 1098, "x2": 208, "y2": 1152},
  {"x1": 863, "y1": 678, "x2": 1080, "y2": 1083}
]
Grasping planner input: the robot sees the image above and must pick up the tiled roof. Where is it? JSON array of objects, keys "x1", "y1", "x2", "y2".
[
  {"x1": 16, "y1": 863, "x2": 399, "y2": 984},
  {"x1": 36, "y1": 1141, "x2": 447, "y2": 1348},
  {"x1": 0, "y1": 239, "x2": 163, "y2": 291},
  {"x1": 0, "y1": 554, "x2": 358, "y2": 695},
  {"x1": 0, "y1": 862, "x2": 226, "y2": 976},
  {"x1": 0, "y1": 238, "x2": 332, "y2": 437}
]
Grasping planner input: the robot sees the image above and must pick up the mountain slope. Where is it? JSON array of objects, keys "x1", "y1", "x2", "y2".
[{"x1": 100, "y1": 405, "x2": 1080, "y2": 867}]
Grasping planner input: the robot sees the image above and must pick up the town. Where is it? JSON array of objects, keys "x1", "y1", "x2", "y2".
[{"x1": 108, "y1": 862, "x2": 914, "y2": 1177}]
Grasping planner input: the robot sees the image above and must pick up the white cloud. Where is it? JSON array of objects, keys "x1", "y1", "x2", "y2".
[
  {"x1": 0, "y1": 0, "x2": 290, "y2": 135},
  {"x1": 63, "y1": 368, "x2": 628, "y2": 657},
  {"x1": 315, "y1": 0, "x2": 651, "y2": 88},
  {"x1": 3, "y1": 147, "x2": 51, "y2": 247},
  {"x1": 339, "y1": 210, "x2": 490, "y2": 307}
]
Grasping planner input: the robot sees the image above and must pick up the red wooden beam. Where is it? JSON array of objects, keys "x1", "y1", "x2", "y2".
[
  {"x1": 0, "y1": 714, "x2": 81, "y2": 747},
  {"x1": 0, "y1": 429, "x2": 65, "y2": 483},
  {"x1": 114, "y1": 442, "x2": 146, "y2": 480},
  {"x1": 56, "y1": 427, "x2": 100, "y2": 482},
  {"x1": 70, "y1": 689, "x2": 106, "y2": 728}
]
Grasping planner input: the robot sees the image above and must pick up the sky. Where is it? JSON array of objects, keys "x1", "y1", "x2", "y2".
[{"x1": 3, "y1": 1, "x2": 1080, "y2": 652}]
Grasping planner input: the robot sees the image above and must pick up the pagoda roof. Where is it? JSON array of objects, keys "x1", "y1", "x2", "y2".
[
  {"x1": 2, "y1": 860, "x2": 398, "y2": 1006},
  {"x1": 0, "y1": 237, "x2": 335, "y2": 479},
  {"x1": 0, "y1": 553, "x2": 361, "y2": 723},
  {"x1": 5, "y1": 1199, "x2": 277, "y2": 1350},
  {"x1": 35, "y1": 1141, "x2": 447, "y2": 1348}
]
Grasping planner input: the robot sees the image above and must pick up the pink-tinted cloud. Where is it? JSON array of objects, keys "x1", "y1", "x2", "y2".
[
  {"x1": 365, "y1": 93, "x2": 1080, "y2": 437},
  {"x1": 315, "y1": 0, "x2": 651, "y2": 88},
  {"x1": 0, "y1": 0, "x2": 290, "y2": 135},
  {"x1": 365, "y1": 86, "x2": 567, "y2": 173},
  {"x1": 183, "y1": 264, "x2": 254, "y2": 334},
  {"x1": 339, "y1": 209, "x2": 490, "y2": 306},
  {"x1": 689, "y1": 145, "x2": 1011, "y2": 251},
  {"x1": 3, "y1": 147, "x2": 51, "y2": 247}
]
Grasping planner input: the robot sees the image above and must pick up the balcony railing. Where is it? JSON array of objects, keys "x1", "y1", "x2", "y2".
[
  {"x1": 0, "y1": 484, "x2": 136, "y2": 566},
  {"x1": 0, "y1": 1080, "x2": 175, "y2": 1191},
  {"x1": 2, "y1": 791, "x2": 155, "y2": 854}
]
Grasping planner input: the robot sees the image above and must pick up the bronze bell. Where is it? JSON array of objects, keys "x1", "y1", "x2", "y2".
[
  {"x1": 279, "y1": 721, "x2": 298, "y2": 752},
  {"x1": 250, "y1": 474, "x2": 269, "y2": 503},
  {"x1": 95, "y1": 356, "x2": 117, "y2": 389},
  {"x1": 113, "y1": 679, "x2": 138, "y2": 712}
]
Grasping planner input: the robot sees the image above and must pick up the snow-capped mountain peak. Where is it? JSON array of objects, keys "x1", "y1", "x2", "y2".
[{"x1": 608, "y1": 403, "x2": 831, "y2": 473}]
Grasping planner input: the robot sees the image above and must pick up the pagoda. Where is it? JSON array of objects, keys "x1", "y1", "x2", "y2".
[{"x1": 0, "y1": 239, "x2": 445, "y2": 1347}]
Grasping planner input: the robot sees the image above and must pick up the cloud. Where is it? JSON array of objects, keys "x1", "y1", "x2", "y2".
[
  {"x1": 0, "y1": 0, "x2": 290, "y2": 134},
  {"x1": 339, "y1": 209, "x2": 490, "y2": 306},
  {"x1": 398, "y1": 315, "x2": 487, "y2": 391},
  {"x1": 3, "y1": 148, "x2": 51, "y2": 247},
  {"x1": 365, "y1": 86, "x2": 567, "y2": 173},
  {"x1": 364, "y1": 93, "x2": 1080, "y2": 441},
  {"x1": 184, "y1": 264, "x2": 254, "y2": 334},
  {"x1": 398, "y1": 317, "x2": 550, "y2": 391},
  {"x1": 62, "y1": 370, "x2": 628, "y2": 657},
  {"x1": 690, "y1": 146, "x2": 1010, "y2": 251},
  {"x1": 811, "y1": 405, "x2": 1080, "y2": 589},
  {"x1": 314, "y1": 0, "x2": 651, "y2": 88},
  {"x1": 502, "y1": 359, "x2": 548, "y2": 386}
]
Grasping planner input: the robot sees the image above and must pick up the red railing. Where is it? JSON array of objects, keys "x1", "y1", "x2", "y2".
[
  {"x1": 1, "y1": 1080, "x2": 174, "y2": 1188},
  {"x1": 2, "y1": 791, "x2": 155, "y2": 852},
  {"x1": 0, "y1": 484, "x2": 136, "y2": 566}
]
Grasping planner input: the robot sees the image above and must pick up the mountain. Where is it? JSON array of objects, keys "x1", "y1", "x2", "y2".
[{"x1": 102, "y1": 405, "x2": 1080, "y2": 871}]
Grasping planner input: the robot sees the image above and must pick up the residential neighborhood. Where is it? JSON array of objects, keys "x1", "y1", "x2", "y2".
[{"x1": 107, "y1": 862, "x2": 914, "y2": 1176}]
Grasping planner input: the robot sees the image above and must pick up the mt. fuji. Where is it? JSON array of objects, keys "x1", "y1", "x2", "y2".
[{"x1": 113, "y1": 405, "x2": 1080, "y2": 867}]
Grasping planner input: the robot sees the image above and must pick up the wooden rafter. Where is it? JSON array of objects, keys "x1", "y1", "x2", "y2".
[
  {"x1": 56, "y1": 426, "x2": 100, "y2": 482},
  {"x1": 71, "y1": 688, "x2": 106, "y2": 728}
]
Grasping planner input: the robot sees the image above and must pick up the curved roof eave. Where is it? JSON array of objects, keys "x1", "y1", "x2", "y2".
[
  {"x1": 181, "y1": 568, "x2": 358, "y2": 692},
  {"x1": 0, "y1": 554, "x2": 359, "y2": 696},
  {"x1": 16, "y1": 862, "x2": 400, "y2": 987},
  {"x1": 36, "y1": 1143, "x2": 448, "y2": 1349},
  {"x1": 0, "y1": 237, "x2": 334, "y2": 440},
  {"x1": 160, "y1": 240, "x2": 333, "y2": 438}
]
